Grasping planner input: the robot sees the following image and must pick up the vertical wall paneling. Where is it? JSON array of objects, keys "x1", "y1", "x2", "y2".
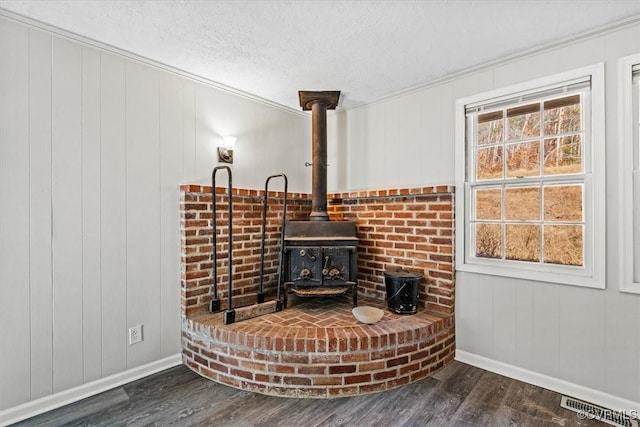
[
  {"x1": 239, "y1": 103, "x2": 260, "y2": 183},
  {"x1": 474, "y1": 274, "x2": 494, "y2": 357},
  {"x1": 602, "y1": 292, "x2": 639, "y2": 400},
  {"x1": 258, "y1": 106, "x2": 282, "y2": 186},
  {"x1": 558, "y1": 287, "x2": 606, "y2": 391},
  {"x1": 491, "y1": 277, "x2": 517, "y2": 366},
  {"x1": 0, "y1": 18, "x2": 31, "y2": 410},
  {"x1": 28, "y1": 27, "x2": 54, "y2": 401},
  {"x1": 81, "y1": 46, "x2": 102, "y2": 382},
  {"x1": 159, "y1": 73, "x2": 183, "y2": 357},
  {"x1": 531, "y1": 284, "x2": 560, "y2": 378},
  {"x1": 51, "y1": 36, "x2": 84, "y2": 392},
  {"x1": 438, "y1": 82, "x2": 455, "y2": 184},
  {"x1": 232, "y1": 99, "x2": 259, "y2": 190},
  {"x1": 382, "y1": 99, "x2": 402, "y2": 183},
  {"x1": 327, "y1": 111, "x2": 346, "y2": 191},
  {"x1": 350, "y1": 102, "x2": 385, "y2": 189},
  {"x1": 421, "y1": 86, "x2": 443, "y2": 184},
  {"x1": 454, "y1": 272, "x2": 479, "y2": 355},
  {"x1": 100, "y1": 53, "x2": 127, "y2": 377},
  {"x1": 125, "y1": 60, "x2": 161, "y2": 368},
  {"x1": 193, "y1": 86, "x2": 218, "y2": 185},
  {"x1": 182, "y1": 81, "x2": 196, "y2": 183},
  {"x1": 290, "y1": 113, "x2": 311, "y2": 193},
  {"x1": 514, "y1": 281, "x2": 534, "y2": 370},
  {"x1": 346, "y1": 106, "x2": 364, "y2": 189},
  {"x1": 369, "y1": 103, "x2": 385, "y2": 189}
]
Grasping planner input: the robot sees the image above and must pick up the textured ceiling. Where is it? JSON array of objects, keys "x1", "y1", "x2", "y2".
[{"x1": 1, "y1": 0, "x2": 640, "y2": 110}]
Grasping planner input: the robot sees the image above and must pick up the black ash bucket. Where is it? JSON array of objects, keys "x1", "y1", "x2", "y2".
[{"x1": 384, "y1": 270, "x2": 422, "y2": 314}]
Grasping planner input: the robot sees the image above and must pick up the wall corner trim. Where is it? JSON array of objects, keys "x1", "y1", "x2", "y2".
[
  {"x1": 455, "y1": 350, "x2": 640, "y2": 414},
  {"x1": 0, "y1": 354, "x2": 182, "y2": 426}
]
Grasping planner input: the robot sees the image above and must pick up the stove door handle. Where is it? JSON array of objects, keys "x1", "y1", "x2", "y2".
[
  {"x1": 299, "y1": 249, "x2": 316, "y2": 261},
  {"x1": 322, "y1": 256, "x2": 331, "y2": 275}
]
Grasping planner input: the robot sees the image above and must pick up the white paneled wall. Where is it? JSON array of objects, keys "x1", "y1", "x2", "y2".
[
  {"x1": 0, "y1": 16, "x2": 310, "y2": 411},
  {"x1": 1, "y1": 18, "x2": 31, "y2": 409},
  {"x1": 342, "y1": 22, "x2": 640, "y2": 405}
]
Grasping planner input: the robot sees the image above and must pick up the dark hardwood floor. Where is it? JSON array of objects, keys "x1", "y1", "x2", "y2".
[{"x1": 14, "y1": 361, "x2": 607, "y2": 426}]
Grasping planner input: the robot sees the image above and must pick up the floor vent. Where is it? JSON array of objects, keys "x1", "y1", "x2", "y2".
[{"x1": 560, "y1": 396, "x2": 638, "y2": 427}]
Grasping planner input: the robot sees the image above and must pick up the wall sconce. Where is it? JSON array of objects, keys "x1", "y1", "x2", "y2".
[{"x1": 218, "y1": 136, "x2": 236, "y2": 164}]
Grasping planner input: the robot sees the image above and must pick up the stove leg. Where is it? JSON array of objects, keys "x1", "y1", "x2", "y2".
[
  {"x1": 282, "y1": 283, "x2": 290, "y2": 308},
  {"x1": 352, "y1": 283, "x2": 357, "y2": 307}
]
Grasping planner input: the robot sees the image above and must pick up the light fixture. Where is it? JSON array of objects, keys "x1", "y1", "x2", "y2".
[{"x1": 218, "y1": 136, "x2": 236, "y2": 164}]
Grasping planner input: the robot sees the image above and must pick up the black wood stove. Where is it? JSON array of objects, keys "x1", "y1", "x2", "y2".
[{"x1": 283, "y1": 91, "x2": 358, "y2": 306}]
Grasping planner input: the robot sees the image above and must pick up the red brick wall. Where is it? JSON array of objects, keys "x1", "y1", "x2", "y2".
[
  {"x1": 180, "y1": 185, "x2": 454, "y2": 317},
  {"x1": 180, "y1": 184, "x2": 311, "y2": 316},
  {"x1": 328, "y1": 187, "x2": 455, "y2": 315}
]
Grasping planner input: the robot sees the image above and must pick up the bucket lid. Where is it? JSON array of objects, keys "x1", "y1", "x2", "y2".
[{"x1": 384, "y1": 270, "x2": 422, "y2": 279}]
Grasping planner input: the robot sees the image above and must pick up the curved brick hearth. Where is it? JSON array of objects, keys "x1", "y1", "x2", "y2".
[
  {"x1": 180, "y1": 184, "x2": 456, "y2": 398},
  {"x1": 182, "y1": 295, "x2": 454, "y2": 398}
]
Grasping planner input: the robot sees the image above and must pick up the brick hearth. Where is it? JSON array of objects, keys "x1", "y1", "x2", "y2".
[
  {"x1": 180, "y1": 184, "x2": 455, "y2": 398},
  {"x1": 182, "y1": 295, "x2": 454, "y2": 398}
]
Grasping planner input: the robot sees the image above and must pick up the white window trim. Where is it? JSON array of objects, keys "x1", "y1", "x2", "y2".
[
  {"x1": 455, "y1": 63, "x2": 605, "y2": 288},
  {"x1": 619, "y1": 53, "x2": 640, "y2": 294}
]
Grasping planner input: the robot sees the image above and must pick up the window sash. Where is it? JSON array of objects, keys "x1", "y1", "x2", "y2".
[
  {"x1": 464, "y1": 81, "x2": 593, "y2": 275},
  {"x1": 617, "y1": 55, "x2": 640, "y2": 293},
  {"x1": 632, "y1": 64, "x2": 640, "y2": 283},
  {"x1": 465, "y1": 78, "x2": 590, "y2": 115},
  {"x1": 455, "y1": 63, "x2": 605, "y2": 288}
]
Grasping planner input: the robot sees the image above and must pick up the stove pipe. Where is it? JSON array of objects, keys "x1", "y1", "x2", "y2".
[{"x1": 298, "y1": 90, "x2": 341, "y2": 222}]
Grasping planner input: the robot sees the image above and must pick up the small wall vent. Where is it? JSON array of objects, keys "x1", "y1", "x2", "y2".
[{"x1": 560, "y1": 396, "x2": 638, "y2": 427}]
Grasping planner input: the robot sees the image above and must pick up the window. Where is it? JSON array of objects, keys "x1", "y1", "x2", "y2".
[
  {"x1": 455, "y1": 64, "x2": 605, "y2": 288},
  {"x1": 620, "y1": 54, "x2": 640, "y2": 293}
]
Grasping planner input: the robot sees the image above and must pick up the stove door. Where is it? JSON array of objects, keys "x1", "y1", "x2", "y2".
[
  {"x1": 321, "y1": 246, "x2": 355, "y2": 286},
  {"x1": 286, "y1": 247, "x2": 322, "y2": 287}
]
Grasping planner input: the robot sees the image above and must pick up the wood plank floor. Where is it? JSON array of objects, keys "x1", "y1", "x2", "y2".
[{"x1": 14, "y1": 361, "x2": 607, "y2": 426}]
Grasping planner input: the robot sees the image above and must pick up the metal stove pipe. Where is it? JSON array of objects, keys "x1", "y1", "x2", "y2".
[{"x1": 298, "y1": 90, "x2": 340, "y2": 222}]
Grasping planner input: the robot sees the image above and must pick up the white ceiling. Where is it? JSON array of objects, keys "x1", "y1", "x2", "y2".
[{"x1": 1, "y1": 1, "x2": 640, "y2": 110}]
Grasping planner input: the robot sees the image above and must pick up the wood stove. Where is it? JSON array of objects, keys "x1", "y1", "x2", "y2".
[{"x1": 283, "y1": 91, "x2": 358, "y2": 306}]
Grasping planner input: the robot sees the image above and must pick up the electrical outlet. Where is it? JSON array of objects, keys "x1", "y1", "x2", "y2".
[{"x1": 128, "y1": 325, "x2": 143, "y2": 345}]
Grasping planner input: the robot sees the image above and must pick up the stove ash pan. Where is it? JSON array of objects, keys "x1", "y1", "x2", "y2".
[{"x1": 283, "y1": 221, "x2": 358, "y2": 304}]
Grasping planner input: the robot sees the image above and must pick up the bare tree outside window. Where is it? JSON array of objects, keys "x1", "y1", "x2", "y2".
[{"x1": 471, "y1": 94, "x2": 585, "y2": 266}]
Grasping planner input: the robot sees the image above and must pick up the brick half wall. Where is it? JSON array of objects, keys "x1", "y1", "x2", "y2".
[
  {"x1": 329, "y1": 186, "x2": 455, "y2": 315},
  {"x1": 180, "y1": 185, "x2": 454, "y2": 317}
]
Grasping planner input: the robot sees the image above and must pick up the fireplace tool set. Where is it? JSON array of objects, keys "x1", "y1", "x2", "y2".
[{"x1": 209, "y1": 165, "x2": 288, "y2": 325}]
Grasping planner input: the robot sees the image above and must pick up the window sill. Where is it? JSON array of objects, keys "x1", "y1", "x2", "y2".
[
  {"x1": 456, "y1": 261, "x2": 605, "y2": 289},
  {"x1": 620, "y1": 282, "x2": 640, "y2": 295}
]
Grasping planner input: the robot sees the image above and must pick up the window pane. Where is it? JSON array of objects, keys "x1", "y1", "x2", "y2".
[
  {"x1": 544, "y1": 184, "x2": 583, "y2": 221},
  {"x1": 475, "y1": 223, "x2": 502, "y2": 259},
  {"x1": 506, "y1": 224, "x2": 540, "y2": 262},
  {"x1": 543, "y1": 135, "x2": 582, "y2": 175},
  {"x1": 476, "y1": 146, "x2": 503, "y2": 180},
  {"x1": 477, "y1": 111, "x2": 504, "y2": 145},
  {"x1": 544, "y1": 225, "x2": 583, "y2": 266},
  {"x1": 507, "y1": 141, "x2": 540, "y2": 178},
  {"x1": 507, "y1": 103, "x2": 541, "y2": 141},
  {"x1": 543, "y1": 95, "x2": 581, "y2": 135},
  {"x1": 475, "y1": 188, "x2": 502, "y2": 220},
  {"x1": 505, "y1": 186, "x2": 540, "y2": 220}
]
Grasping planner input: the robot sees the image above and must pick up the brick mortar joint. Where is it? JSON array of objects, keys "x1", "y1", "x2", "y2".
[{"x1": 328, "y1": 192, "x2": 454, "y2": 203}]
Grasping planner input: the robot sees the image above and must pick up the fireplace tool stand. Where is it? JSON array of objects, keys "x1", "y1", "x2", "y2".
[
  {"x1": 257, "y1": 174, "x2": 288, "y2": 308},
  {"x1": 209, "y1": 166, "x2": 287, "y2": 325}
]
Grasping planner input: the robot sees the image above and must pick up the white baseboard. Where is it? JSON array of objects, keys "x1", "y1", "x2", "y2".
[
  {"x1": 456, "y1": 350, "x2": 640, "y2": 413},
  {"x1": 0, "y1": 354, "x2": 182, "y2": 427}
]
